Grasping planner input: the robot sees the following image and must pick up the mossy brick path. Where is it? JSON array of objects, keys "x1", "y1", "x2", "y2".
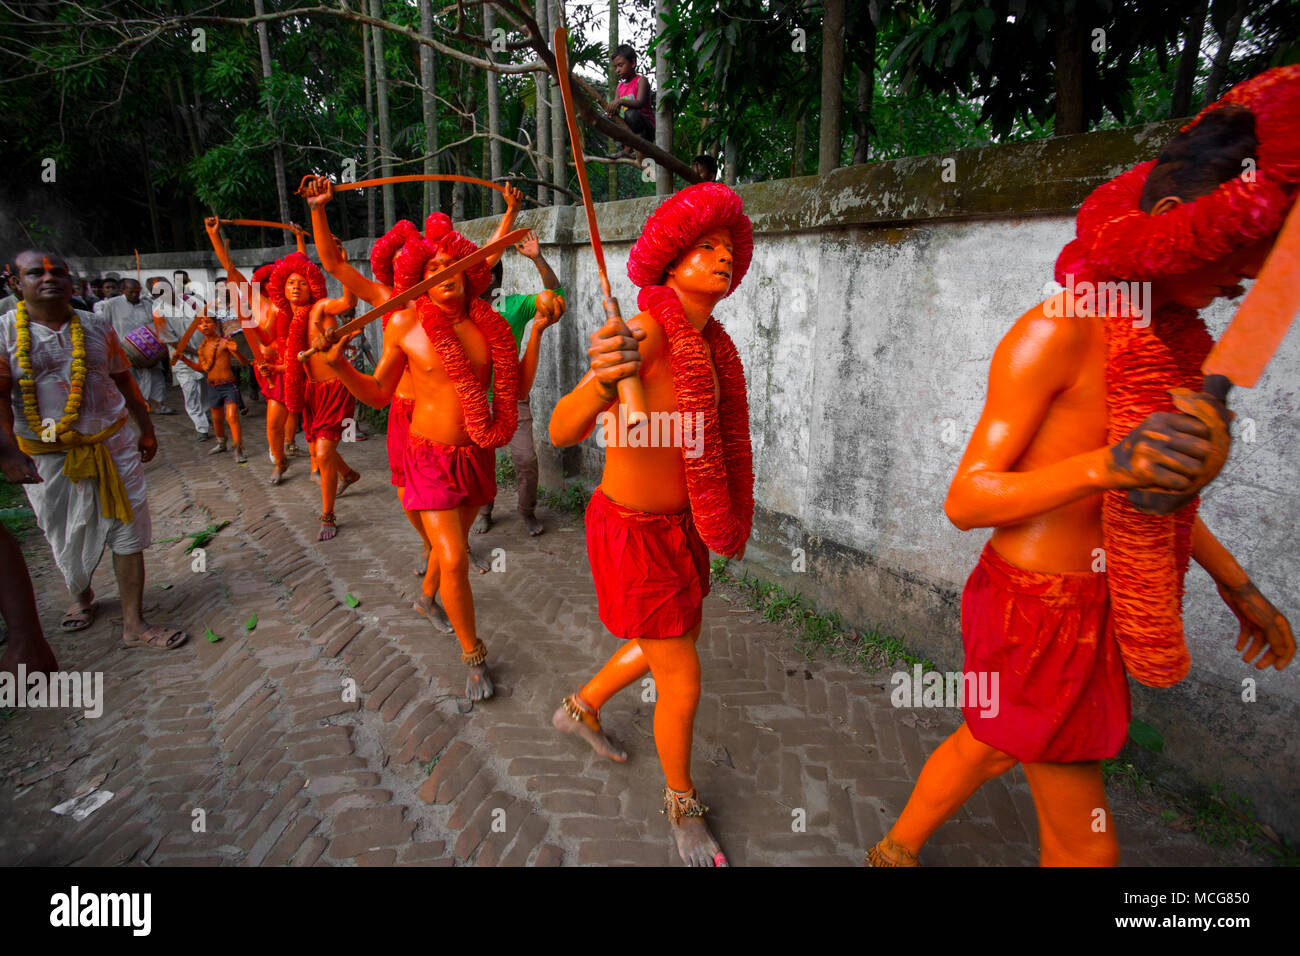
[{"x1": 0, "y1": 398, "x2": 1257, "y2": 867}]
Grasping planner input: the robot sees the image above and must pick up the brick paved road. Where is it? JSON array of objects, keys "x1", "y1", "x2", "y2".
[{"x1": 0, "y1": 400, "x2": 1261, "y2": 866}]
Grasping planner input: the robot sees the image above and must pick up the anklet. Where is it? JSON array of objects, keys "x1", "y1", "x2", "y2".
[
  {"x1": 661, "y1": 786, "x2": 709, "y2": 825},
  {"x1": 865, "y1": 835, "x2": 920, "y2": 867},
  {"x1": 561, "y1": 694, "x2": 602, "y2": 732},
  {"x1": 318, "y1": 511, "x2": 336, "y2": 526},
  {"x1": 460, "y1": 638, "x2": 488, "y2": 667}
]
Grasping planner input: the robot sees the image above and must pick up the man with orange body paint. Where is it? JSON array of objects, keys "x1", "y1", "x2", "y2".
[
  {"x1": 549, "y1": 183, "x2": 755, "y2": 867},
  {"x1": 869, "y1": 67, "x2": 1299, "y2": 867},
  {"x1": 299, "y1": 177, "x2": 522, "y2": 596}
]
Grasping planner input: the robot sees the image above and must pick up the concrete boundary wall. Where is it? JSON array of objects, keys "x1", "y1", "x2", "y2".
[{"x1": 83, "y1": 118, "x2": 1299, "y2": 838}]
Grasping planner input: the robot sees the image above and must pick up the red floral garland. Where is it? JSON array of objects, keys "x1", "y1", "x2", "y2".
[
  {"x1": 417, "y1": 296, "x2": 519, "y2": 448},
  {"x1": 1102, "y1": 301, "x2": 1212, "y2": 687},
  {"x1": 638, "y1": 284, "x2": 754, "y2": 557}
]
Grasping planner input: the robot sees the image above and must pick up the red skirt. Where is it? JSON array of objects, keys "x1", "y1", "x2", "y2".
[
  {"x1": 961, "y1": 542, "x2": 1130, "y2": 763},
  {"x1": 256, "y1": 365, "x2": 283, "y2": 405},
  {"x1": 388, "y1": 397, "x2": 415, "y2": 488},
  {"x1": 400, "y1": 432, "x2": 496, "y2": 511},
  {"x1": 301, "y1": 379, "x2": 356, "y2": 443},
  {"x1": 585, "y1": 487, "x2": 711, "y2": 641}
]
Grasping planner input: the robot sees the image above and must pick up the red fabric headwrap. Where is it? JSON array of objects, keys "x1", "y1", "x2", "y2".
[{"x1": 627, "y1": 182, "x2": 754, "y2": 294}]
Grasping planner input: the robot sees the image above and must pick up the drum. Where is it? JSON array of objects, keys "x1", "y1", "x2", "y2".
[{"x1": 122, "y1": 325, "x2": 167, "y2": 368}]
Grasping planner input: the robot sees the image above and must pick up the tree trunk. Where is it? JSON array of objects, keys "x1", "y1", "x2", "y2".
[
  {"x1": 792, "y1": 114, "x2": 806, "y2": 177},
  {"x1": 253, "y1": 0, "x2": 292, "y2": 226},
  {"x1": 1171, "y1": 0, "x2": 1209, "y2": 117},
  {"x1": 419, "y1": 0, "x2": 440, "y2": 216},
  {"x1": 137, "y1": 127, "x2": 161, "y2": 252},
  {"x1": 370, "y1": 0, "x2": 396, "y2": 230},
  {"x1": 1052, "y1": 6, "x2": 1086, "y2": 136},
  {"x1": 724, "y1": 139, "x2": 737, "y2": 186},
  {"x1": 485, "y1": 4, "x2": 503, "y2": 214},
  {"x1": 608, "y1": 0, "x2": 619, "y2": 202},
  {"x1": 654, "y1": 0, "x2": 673, "y2": 197},
  {"x1": 818, "y1": 0, "x2": 845, "y2": 175},
  {"x1": 1202, "y1": 0, "x2": 1246, "y2": 106},
  {"x1": 534, "y1": 0, "x2": 550, "y2": 205},
  {"x1": 363, "y1": 23, "x2": 377, "y2": 237},
  {"x1": 851, "y1": 22, "x2": 876, "y2": 165},
  {"x1": 549, "y1": 0, "x2": 568, "y2": 204}
]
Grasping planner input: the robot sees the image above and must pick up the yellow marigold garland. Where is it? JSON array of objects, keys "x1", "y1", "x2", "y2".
[{"x1": 15, "y1": 299, "x2": 86, "y2": 439}]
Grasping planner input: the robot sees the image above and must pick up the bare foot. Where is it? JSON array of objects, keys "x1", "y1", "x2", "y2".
[
  {"x1": 337, "y1": 470, "x2": 361, "y2": 495},
  {"x1": 413, "y1": 545, "x2": 431, "y2": 577},
  {"x1": 318, "y1": 522, "x2": 338, "y2": 542},
  {"x1": 469, "y1": 544, "x2": 489, "y2": 574},
  {"x1": 234, "y1": 445, "x2": 248, "y2": 464},
  {"x1": 208, "y1": 439, "x2": 227, "y2": 455},
  {"x1": 551, "y1": 704, "x2": 627, "y2": 761},
  {"x1": 466, "y1": 664, "x2": 494, "y2": 701},
  {"x1": 270, "y1": 463, "x2": 287, "y2": 485},
  {"x1": 470, "y1": 511, "x2": 492, "y2": 534},
  {"x1": 522, "y1": 514, "x2": 544, "y2": 536},
  {"x1": 413, "y1": 593, "x2": 454, "y2": 633},
  {"x1": 670, "y1": 816, "x2": 728, "y2": 867}
]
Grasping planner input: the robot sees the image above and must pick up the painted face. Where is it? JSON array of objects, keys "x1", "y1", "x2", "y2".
[
  {"x1": 1154, "y1": 236, "x2": 1276, "y2": 310},
  {"x1": 16, "y1": 253, "x2": 73, "y2": 303},
  {"x1": 285, "y1": 272, "x2": 311, "y2": 305},
  {"x1": 666, "y1": 228, "x2": 734, "y2": 297},
  {"x1": 613, "y1": 55, "x2": 633, "y2": 80},
  {"x1": 425, "y1": 252, "x2": 465, "y2": 310}
]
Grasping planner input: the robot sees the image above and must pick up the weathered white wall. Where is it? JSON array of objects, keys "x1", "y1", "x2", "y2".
[{"x1": 81, "y1": 119, "x2": 1299, "y2": 837}]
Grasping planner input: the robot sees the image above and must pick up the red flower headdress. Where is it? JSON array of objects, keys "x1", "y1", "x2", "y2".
[
  {"x1": 392, "y1": 226, "x2": 518, "y2": 448},
  {"x1": 627, "y1": 182, "x2": 755, "y2": 557},
  {"x1": 267, "y1": 252, "x2": 327, "y2": 414},
  {"x1": 1053, "y1": 66, "x2": 1299, "y2": 687},
  {"x1": 370, "y1": 220, "x2": 421, "y2": 330}
]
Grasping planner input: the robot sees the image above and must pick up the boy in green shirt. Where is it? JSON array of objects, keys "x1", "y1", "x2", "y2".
[{"x1": 473, "y1": 231, "x2": 564, "y2": 536}]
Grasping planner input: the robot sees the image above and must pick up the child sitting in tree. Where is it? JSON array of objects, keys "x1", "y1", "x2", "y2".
[
  {"x1": 175, "y1": 309, "x2": 248, "y2": 463},
  {"x1": 607, "y1": 43, "x2": 655, "y2": 158}
]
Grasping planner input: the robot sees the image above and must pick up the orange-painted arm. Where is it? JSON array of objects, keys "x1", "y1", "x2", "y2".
[
  {"x1": 484, "y1": 184, "x2": 524, "y2": 267},
  {"x1": 301, "y1": 176, "x2": 391, "y2": 307},
  {"x1": 945, "y1": 310, "x2": 1115, "y2": 530},
  {"x1": 518, "y1": 293, "x2": 563, "y2": 399},
  {"x1": 1193, "y1": 518, "x2": 1295, "y2": 670},
  {"x1": 549, "y1": 309, "x2": 645, "y2": 447},
  {"x1": 320, "y1": 308, "x2": 409, "y2": 408}
]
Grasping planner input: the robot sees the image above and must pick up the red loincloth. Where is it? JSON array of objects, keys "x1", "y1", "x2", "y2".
[
  {"x1": 388, "y1": 396, "x2": 415, "y2": 488},
  {"x1": 961, "y1": 542, "x2": 1131, "y2": 764},
  {"x1": 301, "y1": 378, "x2": 356, "y2": 443},
  {"x1": 257, "y1": 365, "x2": 283, "y2": 404},
  {"x1": 585, "y1": 487, "x2": 711, "y2": 641},
  {"x1": 400, "y1": 431, "x2": 495, "y2": 511}
]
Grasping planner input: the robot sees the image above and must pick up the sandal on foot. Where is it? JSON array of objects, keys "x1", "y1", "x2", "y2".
[
  {"x1": 122, "y1": 625, "x2": 188, "y2": 651},
  {"x1": 60, "y1": 602, "x2": 98, "y2": 632}
]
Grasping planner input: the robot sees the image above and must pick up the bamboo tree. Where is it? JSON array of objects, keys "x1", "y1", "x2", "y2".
[
  {"x1": 420, "y1": 0, "x2": 440, "y2": 217},
  {"x1": 549, "y1": 0, "x2": 567, "y2": 204},
  {"x1": 608, "y1": 0, "x2": 618, "y2": 201},
  {"x1": 363, "y1": 22, "x2": 377, "y2": 237},
  {"x1": 370, "y1": 0, "x2": 395, "y2": 229},
  {"x1": 534, "y1": 0, "x2": 550, "y2": 205},
  {"x1": 253, "y1": 0, "x2": 292, "y2": 226},
  {"x1": 654, "y1": 0, "x2": 673, "y2": 198},
  {"x1": 485, "y1": 3, "x2": 503, "y2": 214},
  {"x1": 818, "y1": 0, "x2": 845, "y2": 175}
]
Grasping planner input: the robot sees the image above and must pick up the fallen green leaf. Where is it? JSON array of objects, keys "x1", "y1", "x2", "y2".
[
  {"x1": 245, "y1": 613, "x2": 258, "y2": 631},
  {"x1": 344, "y1": 593, "x2": 360, "y2": 608},
  {"x1": 1128, "y1": 718, "x2": 1163, "y2": 755},
  {"x1": 158, "y1": 583, "x2": 173, "y2": 590},
  {"x1": 204, "y1": 628, "x2": 223, "y2": 643}
]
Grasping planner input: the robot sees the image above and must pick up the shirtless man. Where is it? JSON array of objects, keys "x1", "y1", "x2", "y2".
[
  {"x1": 549, "y1": 183, "x2": 756, "y2": 867},
  {"x1": 174, "y1": 309, "x2": 248, "y2": 463},
  {"x1": 868, "y1": 68, "x2": 1298, "y2": 867},
  {"x1": 299, "y1": 176, "x2": 522, "y2": 583}
]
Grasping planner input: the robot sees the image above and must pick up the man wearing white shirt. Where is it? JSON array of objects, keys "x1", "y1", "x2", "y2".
[
  {"x1": 152, "y1": 278, "x2": 212, "y2": 440},
  {"x1": 103, "y1": 279, "x2": 173, "y2": 416}
]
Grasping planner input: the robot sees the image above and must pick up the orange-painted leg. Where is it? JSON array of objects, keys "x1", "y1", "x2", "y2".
[
  {"x1": 225, "y1": 402, "x2": 241, "y2": 447},
  {"x1": 316, "y1": 437, "x2": 340, "y2": 541},
  {"x1": 418, "y1": 507, "x2": 492, "y2": 700},
  {"x1": 209, "y1": 408, "x2": 225, "y2": 440},
  {"x1": 267, "y1": 400, "x2": 288, "y2": 483},
  {"x1": 1023, "y1": 761, "x2": 1120, "y2": 866},
  {"x1": 873, "y1": 722, "x2": 1017, "y2": 865},
  {"x1": 580, "y1": 642, "x2": 649, "y2": 711}
]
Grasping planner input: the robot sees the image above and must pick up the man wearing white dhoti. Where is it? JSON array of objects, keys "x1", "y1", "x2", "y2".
[
  {"x1": 103, "y1": 279, "x2": 174, "y2": 416},
  {"x1": 151, "y1": 278, "x2": 212, "y2": 441},
  {"x1": 0, "y1": 250, "x2": 187, "y2": 650}
]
